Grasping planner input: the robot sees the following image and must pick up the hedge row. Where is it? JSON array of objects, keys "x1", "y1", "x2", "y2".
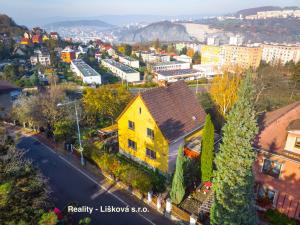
[{"x1": 90, "y1": 149, "x2": 165, "y2": 194}]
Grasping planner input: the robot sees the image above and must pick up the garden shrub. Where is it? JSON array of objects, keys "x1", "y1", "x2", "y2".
[
  {"x1": 265, "y1": 209, "x2": 297, "y2": 225},
  {"x1": 90, "y1": 150, "x2": 165, "y2": 194}
]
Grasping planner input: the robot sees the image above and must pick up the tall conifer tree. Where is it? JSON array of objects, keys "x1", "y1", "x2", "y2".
[
  {"x1": 210, "y1": 75, "x2": 258, "y2": 225},
  {"x1": 170, "y1": 146, "x2": 185, "y2": 204},
  {"x1": 201, "y1": 114, "x2": 215, "y2": 182}
]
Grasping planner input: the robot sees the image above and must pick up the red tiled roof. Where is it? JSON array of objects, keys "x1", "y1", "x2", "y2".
[
  {"x1": 255, "y1": 101, "x2": 300, "y2": 152},
  {"x1": 20, "y1": 37, "x2": 29, "y2": 43},
  {"x1": 288, "y1": 119, "x2": 300, "y2": 131},
  {"x1": 262, "y1": 101, "x2": 300, "y2": 127},
  {"x1": 140, "y1": 81, "x2": 206, "y2": 142}
]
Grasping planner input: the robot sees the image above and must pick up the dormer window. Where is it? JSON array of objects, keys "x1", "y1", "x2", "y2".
[{"x1": 295, "y1": 137, "x2": 300, "y2": 148}]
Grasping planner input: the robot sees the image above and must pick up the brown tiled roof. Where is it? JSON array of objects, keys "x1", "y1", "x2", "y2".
[
  {"x1": 255, "y1": 101, "x2": 300, "y2": 153},
  {"x1": 140, "y1": 81, "x2": 206, "y2": 142},
  {"x1": 262, "y1": 101, "x2": 300, "y2": 127},
  {"x1": 288, "y1": 119, "x2": 300, "y2": 131},
  {"x1": 0, "y1": 80, "x2": 18, "y2": 93}
]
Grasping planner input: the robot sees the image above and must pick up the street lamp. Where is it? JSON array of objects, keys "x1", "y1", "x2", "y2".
[{"x1": 57, "y1": 100, "x2": 85, "y2": 166}]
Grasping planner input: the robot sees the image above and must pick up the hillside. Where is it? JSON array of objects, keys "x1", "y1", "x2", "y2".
[
  {"x1": 0, "y1": 14, "x2": 27, "y2": 36},
  {"x1": 196, "y1": 17, "x2": 300, "y2": 43},
  {"x1": 119, "y1": 21, "x2": 192, "y2": 43}
]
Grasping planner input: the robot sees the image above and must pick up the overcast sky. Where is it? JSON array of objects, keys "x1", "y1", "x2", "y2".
[{"x1": 0, "y1": 0, "x2": 299, "y2": 26}]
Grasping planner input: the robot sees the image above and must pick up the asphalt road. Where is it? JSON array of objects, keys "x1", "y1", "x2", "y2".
[{"x1": 17, "y1": 136, "x2": 174, "y2": 225}]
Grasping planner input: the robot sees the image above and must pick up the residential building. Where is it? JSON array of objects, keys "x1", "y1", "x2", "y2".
[
  {"x1": 137, "y1": 51, "x2": 170, "y2": 64},
  {"x1": 222, "y1": 45, "x2": 262, "y2": 70},
  {"x1": 200, "y1": 45, "x2": 223, "y2": 66},
  {"x1": 262, "y1": 44, "x2": 300, "y2": 65},
  {"x1": 61, "y1": 47, "x2": 75, "y2": 63},
  {"x1": 173, "y1": 55, "x2": 192, "y2": 63},
  {"x1": 101, "y1": 59, "x2": 140, "y2": 82},
  {"x1": 32, "y1": 35, "x2": 42, "y2": 44},
  {"x1": 152, "y1": 61, "x2": 190, "y2": 72},
  {"x1": 71, "y1": 59, "x2": 101, "y2": 85},
  {"x1": 0, "y1": 80, "x2": 20, "y2": 118},
  {"x1": 155, "y1": 69, "x2": 202, "y2": 83},
  {"x1": 50, "y1": 32, "x2": 59, "y2": 40},
  {"x1": 117, "y1": 81, "x2": 207, "y2": 174},
  {"x1": 107, "y1": 48, "x2": 116, "y2": 57},
  {"x1": 229, "y1": 35, "x2": 244, "y2": 46},
  {"x1": 193, "y1": 64, "x2": 223, "y2": 78},
  {"x1": 42, "y1": 35, "x2": 49, "y2": 42},
  {"x1": 30, "y1": 50, "x2": 51, "y2": 66},
  {"x1": 246, "y1": 10, "x2": 300, "y2": 20},
  {"x1": 206, "y1": 36, "x2": 220, "y2": 46},
  {"x1": 175, "y1": 42, "x2": 201, "y2": 53},
  {"x1": 253, "y1": 101, "x2": 300, "y2": 219},
  {"x1": 118, "y1": 55, "x2": 140, "y2": 68},
  {"x1": 20, "y1": 37, "x2": 30, "y2": 45}
]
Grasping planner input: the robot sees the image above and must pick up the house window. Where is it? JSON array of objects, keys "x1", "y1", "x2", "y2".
[
  {"x1": 147, "y1": 128, "x2": 154, "y2": 139},
  {"x1": 257, "y1": 185, "x2": 276, "y2": 207},
  {"x1": 146, "y1": 148, "x2": 156, "y2": 159},
  {"x1": 262, "y1": 159, "x2": 282, "y2": 179},
  {"x1": 139, "y1": 107, "x2": 142, "y2": 114},
  {"x1": 128, "y1": 120, "x2": 135, "y2": 130},
  {"x1": 128, "y1": 139, "x2": 136, "y2": 150},
  {"x1": 295, "y1": 137, "x2": 300, "y2": 148}
]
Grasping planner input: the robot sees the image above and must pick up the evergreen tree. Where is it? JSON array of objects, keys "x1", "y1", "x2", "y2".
[
  {"x1": 170, "y1": 145, "x2": 185, "y2": 204},
  {"x1": 210, "y1": 75, "x2": 258, "y2": 225},
  {"x1": 201, "y1": 114, "x2": 215, "y2": 182}
]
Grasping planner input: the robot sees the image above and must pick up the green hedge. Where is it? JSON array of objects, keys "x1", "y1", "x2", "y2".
[
  {"x1": 265, "y1": 209, "x2": 297, "y2": 225},
  {"x1": 90, "y1": 150, "x2": 165, "y2": 194}
]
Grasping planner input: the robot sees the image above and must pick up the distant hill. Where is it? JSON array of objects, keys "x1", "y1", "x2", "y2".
[
  {"x1": 119, "y1": 21, "x2": 192, "y2": 43},
  {"x1": 44, "y1": 20, "x2": 114, "y2": 29},
  {"x1": 0, "y1": 14, "x2": 27, "y2": 36},
  {"x1": 235, "y1": 6, "x2": 300, "y2": 16},
  {"x1": 197, "y1": 17, "x2": 300, "y2": 43}
]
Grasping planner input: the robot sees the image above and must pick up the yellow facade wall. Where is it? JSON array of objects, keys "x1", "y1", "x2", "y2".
[
  {"x1": 201, "y1": 45, "x2": 221, "y2": 65},
  {"x1": 117, "y1": 96, "x2": 170, "y2": 173},
  {"x1": 184, "y1": 128, "x2": 203, "y2": 142}
]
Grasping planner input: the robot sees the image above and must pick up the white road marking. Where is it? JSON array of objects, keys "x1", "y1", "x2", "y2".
[
  {"x1": 22, "y1": 135, "x2": 156, "y2": 225},
  {"x1": 91, "y1": 189, "x2": 106, "y2": 200}
]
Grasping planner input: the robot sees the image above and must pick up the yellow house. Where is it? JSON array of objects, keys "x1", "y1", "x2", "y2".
[{"x1": 117, "y1": 81, "x2": 207, "y2": 174}]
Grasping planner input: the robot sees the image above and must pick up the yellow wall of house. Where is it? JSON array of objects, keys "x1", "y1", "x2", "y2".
[
  {"x1": 117, "y1": 96, "x2": 170, "y2": 173},
  {"x1": 184, "y1": 128, "x2": 203, "y2": 142}
]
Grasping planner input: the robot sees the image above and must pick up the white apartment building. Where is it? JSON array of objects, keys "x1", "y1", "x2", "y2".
[
  {"x1": 155, "y1": 69, "x2": 202, "y2": 83},
  {"x1": 229, "y1": 35, "x2": 244, "y2": 46},
  {"x1": 193, "y1": 64, "x2": 223, "y2": 78},
  {"x1": 118, "y1": 55, "x2": 140, "y2": 68},
  {"x1": 207, "y1": 37, "x2": 220, "y2": 46},
  {"x1": 173, "y1": 55, "x2": 192, "y2": 63},
  {"x1": 262, "y1": 44, "x2": 300, "y2": 65},
  {"x1": 152, "y1": 61, "x2": 191, "y2": 72},
  {"x1": 175, "y1": 42, "x2": 201, "y2": 53},
  {"x1": 71, "y1": 59, "x2": 101, "y2": 85},
  {"x1": 246, "y1": 9, "x2": 300, "y2": 19},
  {"x1": 137, "y1": 51, "x2": 170, "y2": 64},
  {"x1": 101, "y1": 59, "x2": 140, "y2": 82},
  {"x1": 30, "y1": 50, "x2": 51, "y2": 66}
]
